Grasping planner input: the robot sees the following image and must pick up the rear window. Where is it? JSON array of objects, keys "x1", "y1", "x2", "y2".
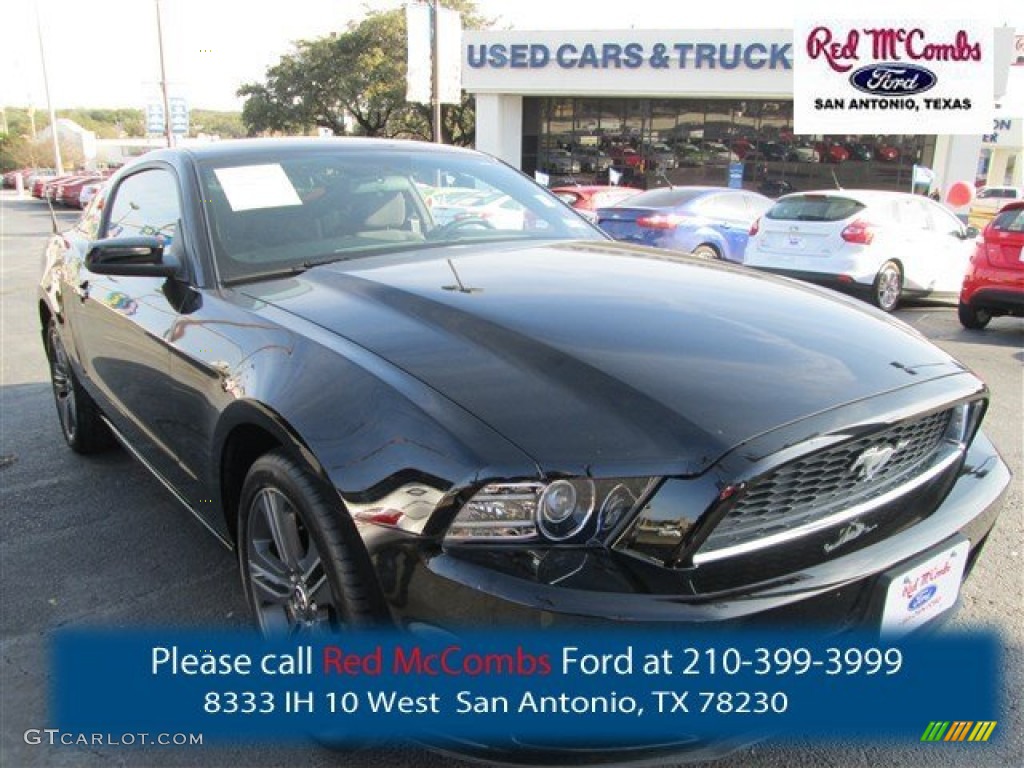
[
  {"x1": 991, "y1": 207, "x2": 1024, "y2": 232},
  {"x1": 766, "y1": 195, "x2": 866, "y2": 222},
  {"x1": 979, "y1": 188, "x2": 1020, "y2": 200}
]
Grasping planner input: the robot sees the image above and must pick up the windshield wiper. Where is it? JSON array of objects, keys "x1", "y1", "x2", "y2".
[
  {"x1": 225, "y1": 252, "x2": 374, "y2": 286},
  {"x1": 302, "y1": 253, "x2": 367, "y2": 269},
  {"x1": 222, "y1": 264, "x2": 310, "y2": 286}
]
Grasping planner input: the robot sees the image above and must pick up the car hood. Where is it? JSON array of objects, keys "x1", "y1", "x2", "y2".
[{"x1": 240, "y1": 240, "x2": 966, "y2": 476}]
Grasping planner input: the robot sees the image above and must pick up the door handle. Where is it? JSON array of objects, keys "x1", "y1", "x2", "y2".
[{"x1": 77, "y1": 280, "x2": 90, "y2": 301}]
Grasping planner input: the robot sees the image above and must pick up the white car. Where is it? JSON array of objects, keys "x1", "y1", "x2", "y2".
[
  {"x1": 743, "y1": 190, "x2": 979, "y2": 312},
  {"x1": 430, "y1": 190, "x2": 526, "y2": 231},
  {"x1": 970, "y1": 186, "x2": 1023, "y2": 219}
]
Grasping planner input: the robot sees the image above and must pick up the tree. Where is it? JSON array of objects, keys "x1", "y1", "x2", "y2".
[{"x1": 238, "y1": 1, "x2": 490, "y2": 145}]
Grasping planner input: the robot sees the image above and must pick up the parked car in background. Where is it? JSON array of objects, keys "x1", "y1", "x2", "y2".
[
  {"x1": 38, "y1": 138, "x2": 1009, "y2": 764},
  {"x1": 958, "y1": 201, "x2": 1024, "y2": 329},
  {"x1": 541, "y1": 148, "x2": 581, "y2": 175},
  {"x1": 816, "y1": 141, "x2": 851, "y2": 164},
  {"x1": 57, "y1": 175, "x2": 105, "y2": 208},
  {"x1": 642, "y1": 142, "x2": 677, "y2": 171},
  {"x1": 609, "y1": 145, "x2": 645, "y2": 170},
  {"x1": 875, "y1": 143, "x2": 901, "y2": 162},
  {"x1": 758, "y1": 179, "x2": 795, "y2": 197},
  {"x1": 787, "y1": 142, "x2": 821, "y2": 162},
  {"x1": 744, "y1": 190, "x2": 978, "y2": 311},
  {"x1": 30, "y1": 172, "x2": 60, "y2": 198},
  {"x1": 969, "y1": 186, "x2": 1023, "y2": 219},
  {"x1": 699, "y1": 141, "x2": 739, "y2": 164},
  {"x1": 3, "y1": 168, "x2": 37, "y2": 188},
  {"x1": 575, "y1": 147, "x2": 612, "y2": 173},
  {"x1": 756, "y1": 142, "x2": 791, "y2": 161},
  {"x1": 673, "y1": 142, "x2": 704, "y2": 166},
  {"x1": 77, "y1": 179, "x2": 106, "y2": 210},
  {"x1": 550, "y1": 184, "x2": 639, "y2": 223},
  {"x1": 844, "y1": 142, "x2": 875, "y2": 162},
  {"x1": 430, "y1": 189, "x2": 527, "y2": 231},
  {"x1": 596, "y1": 186, "x2": 772, "y2": 261}
]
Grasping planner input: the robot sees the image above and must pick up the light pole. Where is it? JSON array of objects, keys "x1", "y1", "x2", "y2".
[
  {"x1": 35, "y1": 1, "x2": 63, "y2": 174},
  {"x1": 430, "y1": 0, "x2": 442, "y2": 143}
]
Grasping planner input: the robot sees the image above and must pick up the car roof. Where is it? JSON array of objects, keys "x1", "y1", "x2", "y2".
[
  {"x1": 158, "y1": 137, "x2": 482, "y2": 162},
  {"x1": 776, "y1": 189, "x2": 927, "y2": 205},
  {"x1": 550, "y1": 185, "x2": 635, "y2": 194}
]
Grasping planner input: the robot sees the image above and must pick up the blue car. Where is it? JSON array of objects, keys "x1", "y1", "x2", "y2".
[{"x1": 596, "y1": 186, "x2": 772, "y2": 262}]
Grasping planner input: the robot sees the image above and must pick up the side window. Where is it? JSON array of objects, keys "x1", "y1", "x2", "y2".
[
  {"x1": 75, "y1": 189, "x2": 107, "y2": 240},
  {"x1": 104, "y1": 169, "x2": 181, "y2": 243},
  {"x1": 898, "y1": 199, "x2": 930, "y2": 231},
  {"x1": 703, "y1": 194, "x2": 746, "y2": 220},
  {"x1": 926, "y1": 200, "x2": 965, "y2": 234}
]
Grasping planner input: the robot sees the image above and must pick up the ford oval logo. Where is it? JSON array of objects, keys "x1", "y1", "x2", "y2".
[
  {"x1": 849, "y1": 63, "x2": 937, "y2": 96},
  {"x1": 908, "y1": 584, "x2": 938, "y2": 611}
]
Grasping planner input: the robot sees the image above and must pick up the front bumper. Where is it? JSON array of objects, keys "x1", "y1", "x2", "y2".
[
  {"x1": 365, "y1": 432, "x2": 1008, "y2": 631},
  {"x1": 357, "y1": 432, "x2": 1007, "y2": 764}
]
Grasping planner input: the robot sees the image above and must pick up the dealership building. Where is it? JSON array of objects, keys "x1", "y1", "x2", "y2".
[{"x1": 464, "y1": 29, "x2": 1021, "y2": 199}]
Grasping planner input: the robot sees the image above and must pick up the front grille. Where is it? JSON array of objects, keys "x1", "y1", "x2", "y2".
[{"x1": 698, "y1": 409, "x2": 953, "y2": 558}]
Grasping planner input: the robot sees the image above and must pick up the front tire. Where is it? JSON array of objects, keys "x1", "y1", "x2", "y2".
[
  {"x1": 958, "y1": 302, "x2": 991, "y2": 330},
  {"x1": 238, "y1": 450, "x2": 377, "y2": 635},
  {"x1": 46, "y1": 319, "x2": 113, "y2": 454},
  {"x1": 872, "y1": 261, "x2": 903, "y2": 312}
]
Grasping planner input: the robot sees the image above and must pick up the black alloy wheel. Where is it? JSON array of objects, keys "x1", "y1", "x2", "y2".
[
  {"x1": 238, "y1": 450, "x2": 376, "y2": 636},
  {"x1": 46, "y1": 319, "x2": 112, "y2": 454}
]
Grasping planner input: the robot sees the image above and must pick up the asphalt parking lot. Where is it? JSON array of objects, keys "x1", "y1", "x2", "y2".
[{"x1": 1, "y1": 190, "x2": 1021, "y2": 768}]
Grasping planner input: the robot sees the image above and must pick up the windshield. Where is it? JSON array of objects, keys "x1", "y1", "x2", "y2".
[{"x1": 198, "y1": 145, "x2": 603, "y2": 283}]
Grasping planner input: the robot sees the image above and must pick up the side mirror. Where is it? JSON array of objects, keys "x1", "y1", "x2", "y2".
[
  {"x1": 963, "y1": 226, "x2": 980, "y2": 239},
  {"x1": 86, "y1": 236, "x2": 178, "y2": 278}
]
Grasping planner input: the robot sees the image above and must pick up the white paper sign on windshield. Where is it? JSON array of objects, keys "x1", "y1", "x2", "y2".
[{"x1": 214, "y1": 164, "x2": 303, "y2": 211}]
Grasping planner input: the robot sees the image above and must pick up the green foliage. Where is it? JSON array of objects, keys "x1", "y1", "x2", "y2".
[
  {"x1": 238, "y1": 1, "x2": 490, "y2": 145},
  {"x1": 0, "y1": 106, "x2": 245, "y2": 157},
  {"x1": 191, "y1": 110, "x2": 246, "y2": 138}
]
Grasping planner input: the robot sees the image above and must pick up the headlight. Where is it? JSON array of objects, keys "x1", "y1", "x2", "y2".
[{"x1": 445, "y1": 478, "x2": 657, "y2": 545}]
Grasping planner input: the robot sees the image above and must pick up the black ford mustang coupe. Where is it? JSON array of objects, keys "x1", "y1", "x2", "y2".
[{"x1": 40, "y1": 139, "x2": 1007, "y2": 726}]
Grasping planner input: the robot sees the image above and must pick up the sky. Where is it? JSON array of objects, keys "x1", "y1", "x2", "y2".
[{"x1": 0, "y1": 0, "x2": 1021, "y2": 114}]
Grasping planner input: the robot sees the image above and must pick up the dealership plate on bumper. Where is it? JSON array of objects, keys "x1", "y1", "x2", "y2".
[{"x1": 879, "y1": 538, "x2": 970, "y2": 636}]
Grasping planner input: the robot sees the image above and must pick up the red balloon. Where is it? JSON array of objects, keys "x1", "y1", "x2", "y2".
[{"x1": 946, "y1": 181, "x2": 974, "y2": 208}]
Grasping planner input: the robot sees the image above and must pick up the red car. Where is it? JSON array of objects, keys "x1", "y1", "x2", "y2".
[
  {"x1": 958, "y1": 201, "x2": 1024, "y2": 329},
  {"x1": 57, "y1": 175, "x2": 104, "y2": 208},
  {"x1": 608, "y1": 146, "x2": 644, "y2": 170},
  {"x1": 815, "y1": 141, "x2": 850, "y2": 163},
  {"x1": 874, "y1": 143, "x2": 900, "y2": 162},
  {"x1": 551, "y1": 185, "x2": 640, "y2": 222}
]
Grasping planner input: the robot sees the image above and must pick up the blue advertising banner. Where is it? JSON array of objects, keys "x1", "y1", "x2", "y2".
[
  {"x1": 728, "y1": 162, "x2": 745, "y2": 188},
  {"x1": 50, "y1": 629, "x2": 1001, "y2": 749}
]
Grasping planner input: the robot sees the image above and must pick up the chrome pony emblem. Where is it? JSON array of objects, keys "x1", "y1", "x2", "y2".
[{"x1": 849, "y1": 441, "x2": 906, "y2": 482}]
